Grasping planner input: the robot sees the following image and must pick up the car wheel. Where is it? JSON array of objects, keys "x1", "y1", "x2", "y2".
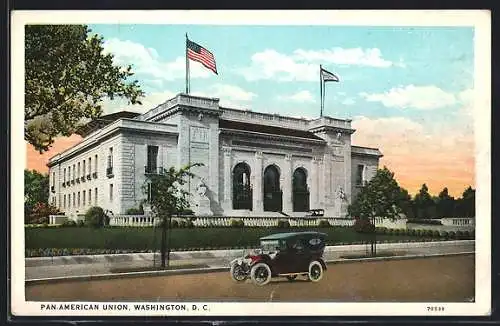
[
  {"x1": 250, "y1": 263, "x2": 272, "y2": 286},
  {"x1": 286, "y1": 275, "x2": 297, "y2": 281},
  {"x1": 308, "y1": 261, "x2": 323, "y2": 282},
  {"x1": 230, "y1": 263, "x2": 248, "y2": 282}
]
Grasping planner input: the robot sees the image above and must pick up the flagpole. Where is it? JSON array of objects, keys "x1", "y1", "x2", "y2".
[
  {"x1": 185, "y1": 33, "x2": 190, "y2": 94},
  {"x1": 320, "y1": 65, "x2": 323, "y2": 117}
]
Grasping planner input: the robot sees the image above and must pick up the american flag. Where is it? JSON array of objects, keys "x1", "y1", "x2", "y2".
[{"x1": 187, "y1": 39, "x2": 217, "y2": 74}]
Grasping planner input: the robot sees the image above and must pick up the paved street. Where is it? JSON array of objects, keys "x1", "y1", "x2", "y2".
[
  {"x1": 26, "y1": 254, "x2": 474, "y2": 302},
  {"x1": 25, "y1": 241, "x2": 474, "y2": 280}
]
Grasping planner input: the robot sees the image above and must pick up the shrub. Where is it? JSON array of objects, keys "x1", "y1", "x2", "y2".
[
  {"x1": 125, "y1": 206, "x2": 144, "y2": 215},
  {"x1": 318, "y1": 220, "x2": 331, "y2": 228},
  {"x1": 62, "y1": 220, "x2": 77, "y2": 227},
  {"x1": 186, "y1": 220, "x2": 195, "y2": 228},
  {"x1": 353, "y1": 218, "x2": 375, "y2": 234},
  {"x1": 277, "y1": 220, "x2": 290, "y2": 228},
  {"x1": 84, "y1": 206, "x2": 106, "y2": 228},
  {"x1": 27, "y1": 202, "x2": 61, "y2": 224},
  {"x1": 456, "y1": 231, "x2": 464, "y2": 239},
  {"x1": 448, "y1": 231, "x2": 456, "y2": 239},
  {"x1": 230, "y1": 219, "x2": 244, "y2": 228},
  {"x1": 171, "y1": 220, "x2": 179, "y2": 228},
  {"x1": 407, "y1": 219, "x2": 443, "y2": 225},
  {"x1": 440, "y1": 231, "x2": 449, "y2": 238},
  {"x1": 433, "y1": 230, "x2": 441, "y2": 238}
]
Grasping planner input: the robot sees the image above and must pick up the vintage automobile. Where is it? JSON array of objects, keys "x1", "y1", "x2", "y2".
[{"x1": 230, "y1": 231, "x2": 327, "y2": 285}]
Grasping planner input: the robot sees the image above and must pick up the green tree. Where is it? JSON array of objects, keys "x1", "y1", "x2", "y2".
[
  {"x1": 25, "y1": 25, "x2": 144, "y2": 152},
  {"x1": 455, "y1": 186, "x2": 476, "y2": 217},
  {"x1": 143, "y1": 164, "x2": 202, "y2": 268},
  {"x1": 348, "y1": 166, "x2": 407, "y2": 256},
  {"x1": 24, "y1": 169, "x2": 49, "y2": 222},
  {"x1": 413, "y1": 184, "x2": 435, "y2": 219},
  {"x1": 436, "y1": 187, "x2": 455, "y2": 218}
]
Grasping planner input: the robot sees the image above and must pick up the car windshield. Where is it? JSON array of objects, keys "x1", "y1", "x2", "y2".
[{"x1": 260, "y1": 240, "x2": 281, "y2": 252}]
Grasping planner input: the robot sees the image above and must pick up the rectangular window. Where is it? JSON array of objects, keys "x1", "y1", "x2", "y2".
[
  {"x1": 356, "y1": 164, "x2": 365, "y2": 186},
  {"x1": 78, "y1": 192, "x2": 81, "y2": 207},
  {"x1": 109, "y1": 184, "x2": 113, "y2": 202},
  {"x1": 83, "y1": 161, "x2": 86, "y2": 177},
  {"x1": 108, "y1": 147, "x2": 113, "y2": 168},
  {"x1": 146, "y1": 145, "x2": 159, "y2": 173},
  {"x1": 83, "y1": 190, "x2": 86, "y2": 206},
  {"x1": 68, "y1": 194, "x2": 71, "y2": 208},
  {"x1": 95, "y1": 187, "x2": 98, "y2": 205},
  {"x1": 73, "y1": 164, "x2": 76, "y2": 180},
  {"x1": 95, "y1": 154, "x2": 98, "y2": 172},
  {"x1": 73, "y1": 192, "x2": 75, "y2": 207},
  {"x1": 68, "y1": 166, "x2": 71, "y2": 180},
  {"x1": 88, "y1": 189, "x2": 92, "y2": 205},
  {"x1": 77, "y1": 162, "x2": 81, "y2": 178},
  {"x1": 63, "y1": 194, "x2": 66, "y2": 208},
  {"x1": 88, "y1": 157, "x2": 92, "y2": 174},
  {"x1": 63, "y1": 168, "x2": 66, "y2": 183}
]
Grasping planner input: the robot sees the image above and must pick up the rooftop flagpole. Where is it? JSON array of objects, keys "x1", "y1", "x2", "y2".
[
  {"x1": 320, "y1": 64, "x2": 323, "y2": 117},
  {"x1": 185, "y1": 33, "x2": 190, "y2": 94}
]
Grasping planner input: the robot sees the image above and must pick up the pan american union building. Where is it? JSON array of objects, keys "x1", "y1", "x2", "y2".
[{"x1": 47, "y1": 93, "x2": 383, "y2": 219}]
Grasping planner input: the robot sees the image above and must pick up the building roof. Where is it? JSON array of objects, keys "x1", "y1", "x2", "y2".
[
  {"x1": 76, "y1": 111, "x2": 141, "y2": 137},
  {"x1": 351, "y1": 145, "x2": 383, "y2": 157},
  {"x1": 219, "y1": 119, "x2": 324, "y2": 141}
]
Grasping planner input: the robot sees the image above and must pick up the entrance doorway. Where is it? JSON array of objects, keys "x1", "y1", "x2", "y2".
[
  {"x1": 292, "y1": 167, "x2": 310, "y2": 212},
  {"x1": 263, "y1": 165, "x2": 282, "y2": 212}
]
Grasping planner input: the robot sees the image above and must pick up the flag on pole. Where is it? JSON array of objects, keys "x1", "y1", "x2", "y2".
[
  {"x1": 186, "y1": 38, "x2": 218, "y2": 74},
  {"x1": 319, "y1": 66, "x2": 339, "y2": 116},
  {"x1": 320, "y1": 67, "x2": 339, "y2": 83}
]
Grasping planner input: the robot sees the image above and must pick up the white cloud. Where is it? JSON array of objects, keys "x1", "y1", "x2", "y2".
[
  {"x1": 342, "y1": 98, "x2": 356, "y2": 106},
  {"x1": 237, "y1": 49, "x2": 317, "y2": 82},
  {"x1": 238, "y1": 47, "x2": 396, "y2": 82},
  {"x1": 192, "y1": 84, "x2": 257, "y2": 107},
  {"x1": 360, "y1": 85, "x2": 457, "y2": 110},
  {"x1": 100, "y1": 90, "x2": 177, "y2": 114},
  {"x1": 352, "y1": 116, "x2": 425, "y2": 138},
  {"x1": 278, "y1": 90, "x2": 316, "y2": 103},
  {"x1": 102, "y1": 38, "x2": 212, "y2": 81},
  {"x1": 293, "y1": 47, "x2": 393, "y2": 68}
]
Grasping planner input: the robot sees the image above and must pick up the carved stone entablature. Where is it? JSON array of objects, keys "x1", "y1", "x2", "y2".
[
  {"x1": 312, "y1": 156, "x2": 322, "y2": 164},
  {"x1": 223, "y1": 147, "x2": 232, "y2": 156},
  {"x1": 284, "y1": 154, "x2": 292, "y2": 161},
  {"x1": 331, "y1": 146, "x2": 343, "y2": 157},
  {"x1": 255, "y1": 151, "x2": 263, "y2": 159}
]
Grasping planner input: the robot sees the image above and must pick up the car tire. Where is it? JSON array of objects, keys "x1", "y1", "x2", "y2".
[
  {"x1": 308, "y1": 261, "x2": 323, "y2": 282},
  {"x1": 286, "y1": 275, "x2": 297, "y2": 281},
  {"x1": 250, "y1": 263, "x2": 272, "y2": 286},
  {"x1": 230, "y1": 263, "x2": 248, "y2": 282}
]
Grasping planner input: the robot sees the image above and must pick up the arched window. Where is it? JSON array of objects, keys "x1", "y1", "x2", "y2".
[
  {"x1": 232, "y1": 163, "x2": 252, "y2": 210},
  {"x1": 293, "y1": 167, "x2": 309, "y2": 212},
  {"x1": 263, "y1": 165, "x2": 282, "y2": 212}
]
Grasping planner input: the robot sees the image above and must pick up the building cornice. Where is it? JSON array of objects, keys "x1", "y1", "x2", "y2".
[
  {"x1": 219, "y1": 128, "x2": 326, "y2": 145},
  {"x1": 47, "y1": 119, "x2": 178, "y2": 167},
  {"x1": 309, "y1": 125, "x2": 356, "y2": 135}
]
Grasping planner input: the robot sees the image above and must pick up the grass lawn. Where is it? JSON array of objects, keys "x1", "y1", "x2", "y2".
[{"x1": 25, "y1": 226, "x2": 436, "y2": 253}]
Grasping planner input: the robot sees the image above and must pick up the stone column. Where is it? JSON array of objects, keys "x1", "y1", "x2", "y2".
[
  {"x1": 223, "y1": 147, "x2": 232, "y2": 211},
  {"x1": 318, "y1": 158, "x2": 325, "y2": 208},
  {"x1": 310, "y1": 156, "x2": 319, "y2": 209},
  {"x1": 253, "y1": 151, "x2": 264, "y2": 213},
  {"x1": 282, "y1": 154, "x2": 293, "y2": 213}
]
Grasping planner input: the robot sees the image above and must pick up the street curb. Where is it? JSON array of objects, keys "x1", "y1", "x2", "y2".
[
  {"x1": 25, "y1": 251, "x2": 474, "y2": 285},
  {"x1": 25, "y1": 240, "x2": 475, "y2": 267}
]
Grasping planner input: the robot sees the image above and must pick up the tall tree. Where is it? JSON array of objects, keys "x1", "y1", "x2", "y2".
[
  {"x1": 25, "y1": 25, "x2": 144, "y2": 152},
  {"x1": 348, "y1": 166, "x2": 407, "y2": 256},
  {"x1": 413, "y1": 184, "x2": 435, "y2": 219},
  {"x1": 143, "y1": 164, "x2": 202, "y2": 268},
  {"x1": 24, "y1": 169, "x2": 49, "y2": 221},
  {"x1": 436, "y1": 187, "x2": 455, "y2": 218},
  {"x1": 456, "y1": 186, "x2": 476, "y2": 217}
]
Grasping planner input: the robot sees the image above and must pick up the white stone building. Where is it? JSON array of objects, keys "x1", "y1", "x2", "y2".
[{"x1": 47, "y1": 93, "x2": 382, "y2": 218}]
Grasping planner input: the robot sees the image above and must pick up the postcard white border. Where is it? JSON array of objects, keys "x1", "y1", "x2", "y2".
[{"x1": 11, "y1": 9, "x2": 491, "y2": 317}]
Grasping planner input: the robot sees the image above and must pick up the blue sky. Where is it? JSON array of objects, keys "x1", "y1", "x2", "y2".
[{"x1": 90, "y1": 24, "x2": 474, "y2": 125}]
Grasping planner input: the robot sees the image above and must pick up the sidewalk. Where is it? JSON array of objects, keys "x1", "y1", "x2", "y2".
[{"x1": 25, "y1": 240, "x2": 474, "y2": 281}]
